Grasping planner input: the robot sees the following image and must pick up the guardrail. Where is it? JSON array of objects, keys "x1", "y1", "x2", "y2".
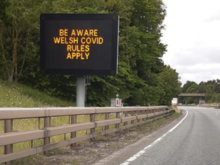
[{"x1": 0, "y1": 106, "x2": 174, "y2": 164}]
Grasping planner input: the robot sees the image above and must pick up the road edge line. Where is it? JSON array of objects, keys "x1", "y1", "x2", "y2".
[{"x1": 120, "y1": 109, "x2": 189, "y2": 165}]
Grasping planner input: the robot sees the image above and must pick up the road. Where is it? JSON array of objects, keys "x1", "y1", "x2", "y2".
[{"x1": 93, "y1": 107, "x2": 220, "y2": 165}]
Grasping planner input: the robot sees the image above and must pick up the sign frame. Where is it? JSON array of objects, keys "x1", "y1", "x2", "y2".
[{"x1": 40, "y1": 14, "x2": 119, "y2": 75}]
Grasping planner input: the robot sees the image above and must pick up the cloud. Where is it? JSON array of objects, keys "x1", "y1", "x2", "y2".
[
  {"x1": 162, "y1": 0, "x2": 220, "y2": 85},
  {"x1": 172, "y1": 46, "x2": 220, "y2": 66},
  {"x1": 205, "y1": 16, "x2": 220, "y2": 23},
  {"x1": 179, "y1": 63, "x2": 220, "y2": 85}
]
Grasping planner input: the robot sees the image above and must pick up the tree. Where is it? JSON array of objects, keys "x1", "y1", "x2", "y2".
[
  {"x1": 198, "y1": 82, "x2": 206, "y2": 93},
  {"x1": 185, "y1": 83, "x2": 198, "y2": 104},
  {"x1": 205, "y1": 83, "x2": 214, "y2": 102},
  {"x1": 0, "y1": 0, "x2": 181, "y2": 106},
  {"x1": 0, "y1": 0, "x2": 46, "y2": 82},
  {"x1": 158, "y1": 65, "x2": 181, "y2": 105},
  {"x1": 180, "y1": 81, "x2": 198, "y2": 104}
]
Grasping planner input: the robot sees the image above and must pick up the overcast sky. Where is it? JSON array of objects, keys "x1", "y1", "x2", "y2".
[{"x1": 162, "y1": 0, "x2": 220, "y2": 86}]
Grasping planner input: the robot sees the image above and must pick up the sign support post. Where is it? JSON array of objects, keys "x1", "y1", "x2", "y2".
[{"x1": 76, "y1": 77, "x2": 85, "y2": 107}]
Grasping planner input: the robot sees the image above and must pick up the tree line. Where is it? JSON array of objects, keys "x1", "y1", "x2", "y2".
[
  {"x1": 180, "y1": 80, "x2": 220, "y2": 104},
  {"x1": 0, "y1": 0, "x2": 181, "y2": 106}
]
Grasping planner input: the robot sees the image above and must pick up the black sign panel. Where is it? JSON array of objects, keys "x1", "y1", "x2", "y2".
[{"x1": 40, "y1": 14, "x2": 119, "y2": 75}]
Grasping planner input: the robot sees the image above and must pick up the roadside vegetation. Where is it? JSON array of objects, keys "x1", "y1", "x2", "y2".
[
  {"x1": 0, "y1": 79, "x2": 180, "y2": 164},
  {"x1": 180, "y1": 80, "x2": 220, "y2": 104},
  {"x1": 0, "y1": 79, "x2": 117, "y2": 158},
  {"x1": 0, "y1": 79, "x2": 75, "y2": 157},
  {"x1": 0, "y1": 79, "x2": 75, "y2": 107},
  {"x1": 0, "y1": 0, "x2": 181, "y2": 107}
]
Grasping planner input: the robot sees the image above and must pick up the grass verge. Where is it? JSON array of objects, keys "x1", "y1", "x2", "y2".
[{"x1": 0, "y1": 79, "x2": 75, "y2": 107}]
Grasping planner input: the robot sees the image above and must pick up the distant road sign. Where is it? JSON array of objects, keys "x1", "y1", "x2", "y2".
[
  {"x1": 172, "y1": 98, "x2": 178, "y2": 106},
  {"x1": 116, "y1": 98, "x2": 119, "y2": 107},
  {"x1": 111, "y1": 98, "x2": 122, "y2": 107}
]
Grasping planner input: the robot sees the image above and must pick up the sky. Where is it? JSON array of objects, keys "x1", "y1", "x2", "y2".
[{"x1": 162, "y1": 0, "x2": 220, "y2": 86}]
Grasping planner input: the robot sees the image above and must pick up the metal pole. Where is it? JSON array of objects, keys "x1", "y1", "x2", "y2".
[{"x1": 76, "y1": 77, "x2": 86, "y2": 107}]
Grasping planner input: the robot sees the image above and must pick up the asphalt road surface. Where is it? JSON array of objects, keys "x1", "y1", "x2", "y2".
[{"x1": 94, "y1": 107, "x2": 220, "y2": 165}]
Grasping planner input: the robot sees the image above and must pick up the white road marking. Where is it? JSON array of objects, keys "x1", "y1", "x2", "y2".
[{"x1": 120, "y1": 109, "x2": 189, "y2": 165}]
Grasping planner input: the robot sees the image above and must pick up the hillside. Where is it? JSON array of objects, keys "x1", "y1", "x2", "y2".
[{"x1": 0, "y1": 79, "x2": 75, "y2": 107}]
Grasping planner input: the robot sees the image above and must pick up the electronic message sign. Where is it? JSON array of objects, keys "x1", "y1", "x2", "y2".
[{"x1": 40, "y1": 14, "x2": 119, "y2": 75}]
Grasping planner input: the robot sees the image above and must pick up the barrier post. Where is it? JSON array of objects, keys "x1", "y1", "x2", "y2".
[
  {"x1": 90, "y1": 114, "x2": 95, "y2": 142},
  {"x1": 4, "y1": 119, "x2": 13, "y2": 165},
  {"x1": 44, "y1": 117, "x2": 50, "y2": 156},
  {"x1": 70, "y1": 115, "x2": 77, "y2": 148}
]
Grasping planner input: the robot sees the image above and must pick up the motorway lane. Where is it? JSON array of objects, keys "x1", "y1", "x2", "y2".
[{"x1": 123, "y1": 107, "x2": 220, "y2": 165}]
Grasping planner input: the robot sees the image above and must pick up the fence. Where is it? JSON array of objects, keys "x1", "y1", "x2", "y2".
[{"x1": 0, "y1": 106, "x2": 174, "y2": 164}]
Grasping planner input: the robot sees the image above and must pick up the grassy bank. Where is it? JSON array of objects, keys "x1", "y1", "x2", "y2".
[
  {"x1": 0, "y1": 79, "x2": 180, "y2": 165},
  {"x1": 0, "y1": 79, "x2": 76, "y2": 156},
  {"x1": 0, "y1": 79, "x2": 75, "y2": 107},
  {"x1": 0, "y1": 79, "x2": 117, "y2": 158}
]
